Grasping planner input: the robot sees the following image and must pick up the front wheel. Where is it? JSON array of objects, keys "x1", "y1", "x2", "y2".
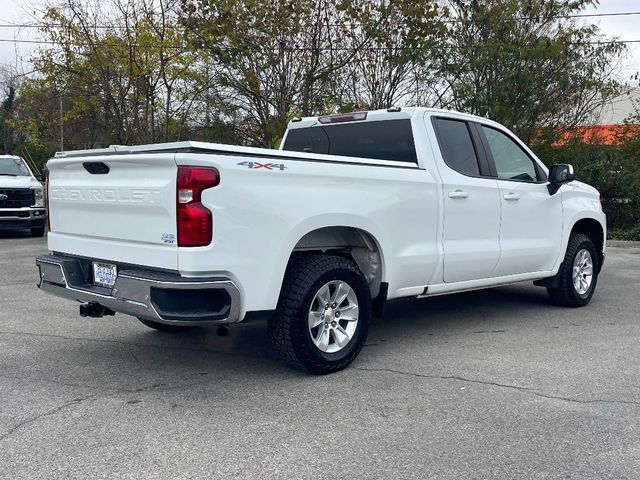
[
  {"x1": 269, "y1": 254, "x2": 371, "y2": 374},
  {"x1": 547, "y1": 233, "x2": 599, "y2": 307}
]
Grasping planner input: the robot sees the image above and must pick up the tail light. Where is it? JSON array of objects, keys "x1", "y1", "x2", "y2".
[
  {"x1": 176, "y1": 166, "x2": 219, "y2": 247},
  {"x1": 45, "y1": 168, "x2": 51, "y2": 232}
]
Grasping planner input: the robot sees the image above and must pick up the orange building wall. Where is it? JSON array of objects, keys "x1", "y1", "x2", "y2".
[{"x1": 554, "y1": 124, "x2": 640, "y2": 146}]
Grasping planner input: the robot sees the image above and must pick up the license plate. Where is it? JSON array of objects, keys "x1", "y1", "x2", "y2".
[{"x1": 93, "y1": 262, "x2": 117, "y2": 288}]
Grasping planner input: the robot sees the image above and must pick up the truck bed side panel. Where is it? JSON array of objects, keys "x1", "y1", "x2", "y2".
[{"x1": 174, "y1": 153, "x2": 439, "y2": 314}]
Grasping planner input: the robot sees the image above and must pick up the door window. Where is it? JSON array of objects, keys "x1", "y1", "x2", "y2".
[
  {"x1": 433, "y1": 118, "x2": 480, "y2": 177},
  {"x1": 482, "y1": 126, "x2": 538, "y2": 182}
]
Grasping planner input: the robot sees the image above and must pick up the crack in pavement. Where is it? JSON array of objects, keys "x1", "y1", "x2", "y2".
[
  {"x1": 354, "y1": 366, "x2": 534, "y2": 391},
  {"x1": 0, "y1": 372, "x2": 105, "y2": 391},
  {"x1": 0, "y1": 394, "x2": 98, "y2": 443},
  {"x1": 0, "y1": 359, "x2": 236, "y2": 402},
  {"x1": 353, "y1": 366, "x2": 640, "y2": 407}
]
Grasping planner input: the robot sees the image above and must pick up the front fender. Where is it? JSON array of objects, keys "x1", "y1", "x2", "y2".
[{"x1": 552, "y1": 183, "x2": 606, "y2": 273}]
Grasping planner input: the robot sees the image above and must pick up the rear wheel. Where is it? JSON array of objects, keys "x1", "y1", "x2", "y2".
[
  {"x1": 31, "y1": 226, "x2": 45, "y2": 237},
  {"x1": 547, "y1": 233, "x2": 599, "y2": 307},
  {"x1": 269, "y1": 254, "x2": 371, "y2": 374},
  {"x1": 137, "y1": 317, "x2": 194, "y2": 333}
]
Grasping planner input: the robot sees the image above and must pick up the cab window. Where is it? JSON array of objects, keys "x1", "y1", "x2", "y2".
[
  {"x1": 481, "y1": 126, "x2": 539, "y2": 182},
  {"x1": 432, "y1": 118, "x2": 481, "y2": 177},
  {"x1": 283, "y1": 119, "x2": 417, "y2": 163}
]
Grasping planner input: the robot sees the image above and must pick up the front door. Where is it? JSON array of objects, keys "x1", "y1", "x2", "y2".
[{"x1": 479, "y1": 125, "x2": 563, "y2": 276}]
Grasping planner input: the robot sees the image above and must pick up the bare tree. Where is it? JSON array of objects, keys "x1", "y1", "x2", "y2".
[{"x1": 29, "y1": 0, "x2": 201, "y2": 147}]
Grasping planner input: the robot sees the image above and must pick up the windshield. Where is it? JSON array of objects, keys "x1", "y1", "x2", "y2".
[{"x1": 0, "y1": 157, "x2": 31, "y2": 176}]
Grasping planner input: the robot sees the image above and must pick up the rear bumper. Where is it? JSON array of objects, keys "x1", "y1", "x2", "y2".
[{"x1": 36, "y1": 254, "x2": 242, "y2": 326}]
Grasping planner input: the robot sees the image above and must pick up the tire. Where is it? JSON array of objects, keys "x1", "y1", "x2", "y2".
[
  {"x1": 547, "y1": 233, "x2": 599, "y2": 307},
  {"x1": 269, "y1": 254, "x2": 371, "y2": 374},
  {"x1": 137, "y1": 317, "x2": 194, "y2": 333},
  {"x1": 31, "y1": 226, "x2": 45, "y2": 237}
]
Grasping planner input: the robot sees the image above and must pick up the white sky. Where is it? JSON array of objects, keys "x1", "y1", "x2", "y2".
[
  {"x1": 1, "y1": 0, "x2": 640, "y2": 78},
  {"x1": 582, "y1": 0, "x2": 640, "y2": 80}
]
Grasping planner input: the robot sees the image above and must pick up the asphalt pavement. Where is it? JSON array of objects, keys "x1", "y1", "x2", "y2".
[{"x1": 1, "y1": 231, "x2": 639, "y2": 479}]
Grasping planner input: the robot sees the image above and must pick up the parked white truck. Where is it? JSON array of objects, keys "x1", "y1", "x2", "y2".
[
  {"x1": 0, "y1": 155, "x2": 46, "y2": 236},
  {"x1": 36, "y1": 107, "x2": 606, "y2": 373}
]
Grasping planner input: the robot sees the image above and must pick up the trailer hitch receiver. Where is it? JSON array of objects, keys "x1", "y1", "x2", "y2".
[{"x1": 79, "y1": 302, "x2": 115, "y2": 318}]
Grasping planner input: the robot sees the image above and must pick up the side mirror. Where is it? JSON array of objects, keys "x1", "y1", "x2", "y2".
[{"x1": 547, "y1": 164, "x2": 574, "y2": 195}]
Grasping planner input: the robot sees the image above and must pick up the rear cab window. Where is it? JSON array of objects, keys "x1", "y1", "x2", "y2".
[
  {"x1": 282, "y1": 119, "x2": 418, "y2": 163},
  {"x1": 432, "y1": 118, "x2": 481, "y2": 177}
]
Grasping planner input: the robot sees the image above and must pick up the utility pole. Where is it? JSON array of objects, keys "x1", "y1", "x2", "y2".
[
  {"x1": 59, "y1": 96, "x2": 64, "y2": 152},
  {"x1": 205, "y1": 64, "x2": 210, "y2": 141}
]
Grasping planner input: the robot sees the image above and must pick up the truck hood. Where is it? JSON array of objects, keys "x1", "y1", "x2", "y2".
[
  {"x1": 0, "y1": 175, "x2": 42, "y2": 189},
  {"x1": 567, "y1": 180, "x2": 599, "y2": 197}
]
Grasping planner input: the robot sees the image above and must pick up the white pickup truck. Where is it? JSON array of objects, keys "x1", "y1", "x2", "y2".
[
  {"x1": 0, "y1": 155, "x2": 46, "y2": 236},
  {"x1": 36, "y1": 107, "x2": 606, "y2": 373}
]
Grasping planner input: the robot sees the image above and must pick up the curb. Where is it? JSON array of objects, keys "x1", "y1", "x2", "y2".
[{"x1": 607, "y1": 241, "x2": 640, "y2": 248}]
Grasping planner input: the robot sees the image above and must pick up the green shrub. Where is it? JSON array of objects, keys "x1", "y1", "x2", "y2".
[
  {"x1": 531, "y1": 132, "x2": 640, "y2": 231},
  {"x1": 608, "y1": 225, "x2": 640, "y2": 241}
]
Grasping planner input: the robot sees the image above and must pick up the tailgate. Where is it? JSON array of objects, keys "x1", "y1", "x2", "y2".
[{"x1": 46, "y1": 153, "x2": 178, "y2": 270}]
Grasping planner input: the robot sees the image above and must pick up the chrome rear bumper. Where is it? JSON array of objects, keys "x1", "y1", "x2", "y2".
[{"x1": 36, "y1": 254, "x2": 242, "y2": 326}]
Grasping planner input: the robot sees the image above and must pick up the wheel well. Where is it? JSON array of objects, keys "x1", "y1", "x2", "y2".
[
  {"x1": 571, "y1": 218, "x2": 604, "y2": 270},
  {"x1": 289, "y1": 226, "x2": 383, "y2": 298}
]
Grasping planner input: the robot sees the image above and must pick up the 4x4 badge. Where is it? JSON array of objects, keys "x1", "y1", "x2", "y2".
[{"x1": 237, "y1": 161, "x2": 286, "y2": 171}]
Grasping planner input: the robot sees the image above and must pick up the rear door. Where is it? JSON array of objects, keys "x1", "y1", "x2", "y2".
[
  {"x1": 431, "y1": 117, "x2": 501, "y2": 283},
  {"x1": 478, "y1": 125, "x2": 563, "y2": 275},
  {"x1": 47, "y1": 153, "x2": 179, "y2": 270}
]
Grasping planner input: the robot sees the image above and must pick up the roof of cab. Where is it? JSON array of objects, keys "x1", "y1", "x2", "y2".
[{"x1": 286, "y1": 106, "x2": 503, "y2": 130}]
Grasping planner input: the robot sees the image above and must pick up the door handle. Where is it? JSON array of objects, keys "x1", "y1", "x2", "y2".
[
  {"x1": 448, "y1": 190, "x2": 468, "y2": 199},
  {"x1": 503, "y1": 192, "x2": 520, "y2": 201}
]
